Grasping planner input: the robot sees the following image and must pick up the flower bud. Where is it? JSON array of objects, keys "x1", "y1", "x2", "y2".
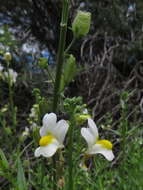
[
  {"x1": 4, "y1": 52, "x2": 12, "y2": 61},
  {"x1": 38, "y1": 58, "x2": 48, "y2": 69},
  {"x1": 75, "y1": 114, "x2": 91, "y2": 125},
  {"x1": 72, "y1": 11, "x2": 91, "y2": 38}
]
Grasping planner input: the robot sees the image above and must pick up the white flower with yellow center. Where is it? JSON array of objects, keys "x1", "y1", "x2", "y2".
[
  {"x1": 81, "y1": 118, "x2": 114, "y2": 161},
  {"x1": 34, "y1": 113, "x2": 69, "y2": 157}
]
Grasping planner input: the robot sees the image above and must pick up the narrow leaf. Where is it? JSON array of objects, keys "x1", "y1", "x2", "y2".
[
  {"x1": 0, "y1": 148, "x2": 9, "y2": 169},
  {"x1": 17, "y1": 157, "x2": 27, "y2": 190}
]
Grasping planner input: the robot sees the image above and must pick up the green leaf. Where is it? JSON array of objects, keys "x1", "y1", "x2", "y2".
[
  {"x1": 17, "y1": 157, "x2": 27, "y2": 190},
  {"x1": 63, "y1": 54, "x2": 77, "y2": 85},
  {"x1": 39, "y1": 97, "x2": 49, "y2": 116},
  {"x1": 0, "y1": 148, "x2": 9, "y2": 170}
]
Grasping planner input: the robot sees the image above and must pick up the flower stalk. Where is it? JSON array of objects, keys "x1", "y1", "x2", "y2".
[
  {"x1": 52, "y1": 1, "x2": 69, "y2": 190},
  {"x1": 52, "y1": 0, "x2": 69, "y2": 112},
  {"x1": 8, "y1": 75, "x2": 16, "y2": 129},
  {"x1": 6, "y1": 63, "x2": 17, "y2": 130},
  {"x1": 67, "y1": 114, "x2": 75, "y2": 190},
  {"x1": 64, "y1": 36, "x2": 76, "y2": 54}
]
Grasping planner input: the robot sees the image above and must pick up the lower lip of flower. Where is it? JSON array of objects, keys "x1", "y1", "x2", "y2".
[
  {"x1": 39, "y1": 135, "x2": 55, "y2": 146},
  {"x1": 96, "y1": 139, "x2": 113, "y2": 149}
]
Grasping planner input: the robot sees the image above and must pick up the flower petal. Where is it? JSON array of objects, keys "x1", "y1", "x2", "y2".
[
  {"x1": 81, "y1": 127, "x2": 95, "y2": 147},
  {"x1": 40, "y1": 113, "x2": 57, "y2": 136},
  {"x1": 40, "y1": 126, "x2": 48, "y2": 137},
  {"x1": 88, "y1": 144, "x2": 115, "y2": 161},
  {"x1": 42, "y1": 113, "x2": 57, "y2": 127},
  {"x1": 53, "y1": 120, "x2": 69, "y2": 144},
  {"x1": 34, "y1": 143, "x2": 59, "y2": 157},
  {"x1": 88, "y1": 118, "x2": 99, "y2": 141}
]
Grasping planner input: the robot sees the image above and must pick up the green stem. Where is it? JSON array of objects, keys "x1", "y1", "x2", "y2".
[
  {"x1": 6, "y1": 61, "x2": 16, "y2": 129},
  {"x1": 52, "y1": 0, "x2": 69, "y2": 112},
  {"x1": 121, "y1": 112, "x2": 128, "y2": 160},
  {"x1": 67, "y1": 114, "x2": 75, "y2": 190},
  {"x1": 121, "y1": 103, "x2": 128, "y2": 164},
  {"x1": 46, "y1": 67, "x2": 55, "y2": 86},
  {"x1": 64, "y1": 36, "x2": 76, "y2": 54},
  {"x1": 8, "y1": 71, "x2": 16, "y2": 130},
  {"x1": 52, "y1": 1, "x2": 69, "y2": 190}
]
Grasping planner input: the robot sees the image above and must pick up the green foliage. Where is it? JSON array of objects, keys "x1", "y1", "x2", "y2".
[
  {"x1": 0, "y1": 92, "x2": 142, "y2": 189},
  {"x1": 17, "y1": 158, "x2": 27, "y2": 190},
  {"x1": 0, "y1": 25, "x2": 18, "y2": 53},
  {"x1": 0, "y1": 149, "x2": 9, "y2": 170},
  {"x1": 63, "y1": 55, "x2": 77, "y2": 85},
  {"x1": 60, "y1": 54, "x2": 77, "y2": 92}
]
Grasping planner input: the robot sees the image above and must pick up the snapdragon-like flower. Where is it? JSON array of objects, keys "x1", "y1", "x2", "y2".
[
  {"x1": 81, "y1": 118, "x2": 114, "y2": 161},
  {"x1": 35, "y1": 113, "x2": 69, "y2": 157}
]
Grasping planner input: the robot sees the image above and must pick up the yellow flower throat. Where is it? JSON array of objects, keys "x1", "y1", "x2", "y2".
[
  {"x1": 39, "y1": 135, "x2": 55, "y2": 146},
  {"x1": 96, "y1": 139, "x2": 113, "y2": 149}
]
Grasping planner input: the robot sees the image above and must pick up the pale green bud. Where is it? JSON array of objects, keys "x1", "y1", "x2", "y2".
[
  {"x1": 4, "y1": 52, "x2": 12, "y2": 61},
  {"x1": 72, "y1": 11, "x2": 91, "y2": 38},
  {"x1": 38, "y1": 58, "x2": 48, "y2": 69},
  {"x1": 64, "y1": 54, "x2": 76, "y2": 84},
  {"x1": 75, "y1": 114, "x2": 91, "y2": 125}
]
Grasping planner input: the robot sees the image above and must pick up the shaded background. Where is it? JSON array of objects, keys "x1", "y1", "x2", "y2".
[{"x1": 0, "y1": 0, "x2": 143, "y2": 122}]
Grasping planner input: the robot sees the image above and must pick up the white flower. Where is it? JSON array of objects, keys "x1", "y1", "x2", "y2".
[
  {"x1": 22, "y1": 127, "x2": 30, "y2": 137},
  {"x1": 4, "y1": 52, "x2": 12, "y2": 61},
  {"x1": 81, "y1": 118, "x2": 115, "y2": 161},
  {"x1": 30, "y1": 122, "x2": 38, "y2": 130},
  {"x1": 83, "y1": 108, "x2": 88, "y2": 114},
  {"x1": 29, "y1": 107, "x2": 37, "y2": 118},
  {"x1": 34, "y1": 113, "x2": 69, "y2": 158},
  {"x1": 3, "y1": 68, "x2": 18, "y2": 85}
]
